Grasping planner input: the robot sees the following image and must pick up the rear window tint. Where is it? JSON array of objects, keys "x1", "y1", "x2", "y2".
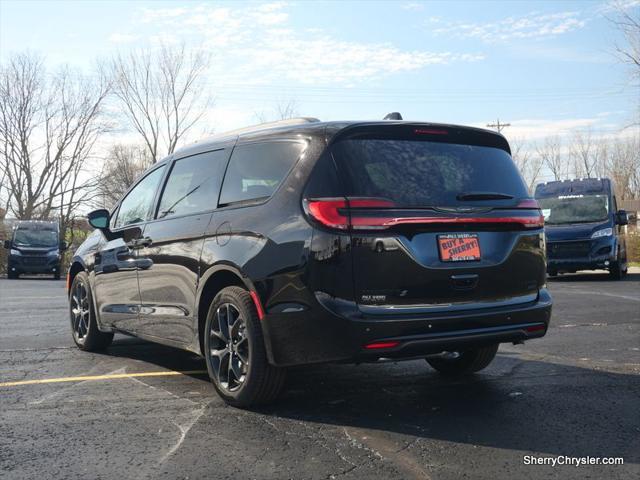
[
  {"x1": 332, "y1": 139, "x2": 528, "y2": 207},
  {"x1": 219, "y1": 141, "x2": 305, "y2": 205}
]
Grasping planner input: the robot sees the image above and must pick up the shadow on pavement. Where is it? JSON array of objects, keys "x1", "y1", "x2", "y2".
[
  {"x1": 103, "y1": 338, "x2": 207, "y2": 381},
  {"x1": 100, "y1": 339, "x2": 640, "y2": 463}
]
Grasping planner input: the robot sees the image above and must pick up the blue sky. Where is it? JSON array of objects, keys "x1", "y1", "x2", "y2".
[{"x1": 0, "y1": 0, "x2": 638, "y2": 141}]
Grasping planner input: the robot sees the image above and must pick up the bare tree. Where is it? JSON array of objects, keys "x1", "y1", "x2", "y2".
[
  {"x1": 536, "y1": 136, "x2": 566, "y2": 181},
  {"x1": 609, "y1": 1, "x2": 640, "y2": 127},
  {"x1": 110, "y1": 43, "x2": 211, "y2": 163},
  {"x1": 95, "y1": 143, "x2": 152, "y2": 208},
  {"x1": 570, "y1": 130, "x2": 602, "y2": 178},
  {"x1": 510, "y1": 138, "x2": 543, "y2": 192},
  {"x1": 0, "y1": 53, "x2": 110, "y2": 238},
  {"x1": 254, "y1": 98, "x2": 300, "y2": 124},
  {"x1": 605, "y1": 135, "x2": 640, "y2": 199},
  {"x1": 0, "y1": 164, "x2": 9, "y2": 214},
  {"x1": 610, "y1": 1, "x2": 640, "y2": 79},
  {"x1": 275, "y1": 98, "x2": 299, "y2": 120}
]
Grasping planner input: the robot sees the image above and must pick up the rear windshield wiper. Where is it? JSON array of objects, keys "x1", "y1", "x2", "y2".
[{"x1": 456, "y1": 192, "x2": 514, "y2": 201}]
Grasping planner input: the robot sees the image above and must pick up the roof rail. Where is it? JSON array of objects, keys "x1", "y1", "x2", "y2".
[{"x1": 199, "y1": 117, "x2": 321, "y2": 143}]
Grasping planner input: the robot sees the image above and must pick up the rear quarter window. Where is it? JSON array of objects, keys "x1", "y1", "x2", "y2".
[
  {"x1": 157, "y1": 149, "x2": 227, "y2": 219},
  {"x1": 332, "y1": 139, "x2": 528, "y2": 207},
  {"x1": 219, "y1": 141, "x2": 306, "y2": 205}
]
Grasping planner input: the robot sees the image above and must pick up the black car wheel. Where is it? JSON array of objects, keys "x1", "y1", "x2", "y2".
[
  {"x1": 7, "y1": 271, "x2": 18, "y2": 279},
  {"x1": 204, "y1": 286, "x2": 285, "y2": 407},
  {"x1": 427, "y1": 344, "x2": 499, "y2": 376},
  {"x1": 69, "y1": 272, "x2": 114, "y2": 351}
]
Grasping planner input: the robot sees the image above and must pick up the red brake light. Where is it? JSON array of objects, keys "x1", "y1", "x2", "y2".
[
  {"x1": 305, "y1": 197, "x2": 395, "y2": 230},
  {"x1": 414, "y1": 128, "x2": 448, "y2": 135},
  {"x1": 306, "y1": 199, "x2": 349, "y2": 229},
  {"x1": 364, "y1": 341, "x2": 401, "y2": 350}
]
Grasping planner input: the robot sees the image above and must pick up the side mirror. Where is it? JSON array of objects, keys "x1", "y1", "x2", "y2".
[
  {"x1": 87, "y1": 209, "x2": 110, "y2": 230},
  {"x1": 616, "y1": 209, "x2": 628, "y2": 226},
  {"x1": 59, "y1": 241, "x2": 68, "y2": 251},
  {"x1": 3, "y1": 239, "x2": 10, "y2": 249}
]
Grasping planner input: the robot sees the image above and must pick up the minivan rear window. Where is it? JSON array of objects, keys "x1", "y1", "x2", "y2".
[{"x1": 332, "y1": 139, "x2": 528, "y2": 207}]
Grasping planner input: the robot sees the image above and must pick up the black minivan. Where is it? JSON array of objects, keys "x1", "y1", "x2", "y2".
[
  {"x1": 534, "y1": 178, "x2": 629, "y2": 279},
  {"x1": 69, "y1": 118, "x2": 552, "y2": 407}
]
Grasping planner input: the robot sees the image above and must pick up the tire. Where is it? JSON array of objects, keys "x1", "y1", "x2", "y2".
[
  {"x1": 609, "y1": 250, "x2": 626, "y2": 280},
  {"x1": 7, "y1": 271, "x2": 18, "y2": 279},
  {"x1": 204, "y1": 286, "x2": 285, "y2": 408},
  {"x1": 69, "y1": 271, "x2": 113, "y2": 351},
  {"x1": 547, "y1": 269, "x2": 558, "y2": 278},
  {"x1": 427, "y1": 344, "x2": 499, "y2": 376},
  {"x1": 54, "y1": 272, "x2": 61, "y2": 280}
]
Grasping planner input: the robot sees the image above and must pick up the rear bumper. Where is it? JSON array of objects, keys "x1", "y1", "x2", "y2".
[{"x1": 262, "y1": 288, "x2": 553, "y2": 367}]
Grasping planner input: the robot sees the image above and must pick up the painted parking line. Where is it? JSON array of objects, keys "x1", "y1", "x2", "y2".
[
  {"x1": 0, "y1": 370, "x2": 208, "y2": 388},
  {"x1": 558, "y1": 289, "x2": 640, "y2": 302}
]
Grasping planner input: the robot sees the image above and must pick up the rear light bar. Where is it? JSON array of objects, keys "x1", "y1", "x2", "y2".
[
  {"x1": 364, "y1": 341, "x2": 401, "y2": 350},
  {"x1": 305, "y1": 197, "x2": 544, "y2": 230}
]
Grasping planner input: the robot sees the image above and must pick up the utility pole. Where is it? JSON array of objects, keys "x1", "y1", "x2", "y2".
[{"x1": 487, "y1": 119, "x2": 511, "y2": 133}]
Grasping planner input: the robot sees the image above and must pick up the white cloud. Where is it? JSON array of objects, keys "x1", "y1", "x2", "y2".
[
  {"x1": 402, "y1": 2, "x2": 425, "y2": 11},
  {"x1": 431, "y1": 11, "x2": 587, "y2": 43},
  {"x1": 504, "y1": 117, "x2": 600, "y2": 140},
  {"x1": 135, "y1": 2, "x2": 484, "y2": 85},
  {"x1": 141, "y1": 7, "x2": 188, "y2": 22},
  {"x1": 597, "y1": 0, "x2": 640, "y2": 14},
  {"x1": 108, "y1": 32, "x2": 140, "y2": 44},
  {"x1": 487, "y1": 116, "x2": 636, "y2": 142}
]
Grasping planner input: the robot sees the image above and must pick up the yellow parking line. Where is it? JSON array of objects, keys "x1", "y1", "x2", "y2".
[{"x1": 0, "y1": 370, "x2": 208, "y2": 387}]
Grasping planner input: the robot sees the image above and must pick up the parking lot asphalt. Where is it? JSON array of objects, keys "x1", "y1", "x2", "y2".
[{"x1": 0, "y1": 272, "x2": 638, "y2": 480}]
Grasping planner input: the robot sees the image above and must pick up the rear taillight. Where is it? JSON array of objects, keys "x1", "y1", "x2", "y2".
[
  {"x1": 305, "y1": 198, "x2": 544, "y2": 230},
  {"x1": 515, "y1": 199, "x2": 544, "y2": 228},
  {"x1": 305, "y1": 197, "x2": 395, "y2": 230}
]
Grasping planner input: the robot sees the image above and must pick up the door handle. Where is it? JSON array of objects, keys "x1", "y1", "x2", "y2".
[{"x1": 127, "y1": 236, "x2": 153, "y2": 249}]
